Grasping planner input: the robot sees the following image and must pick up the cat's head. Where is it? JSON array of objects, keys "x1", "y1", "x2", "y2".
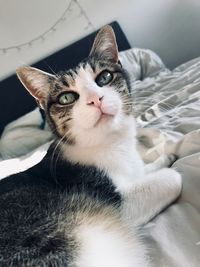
[{"x1": 16, "y1": 26, "x2": 133, "y2": 147}]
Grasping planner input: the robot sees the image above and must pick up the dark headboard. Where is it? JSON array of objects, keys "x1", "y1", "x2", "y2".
[{"x1": 0, "y1": 21, "x2": 130, "y2": 134}]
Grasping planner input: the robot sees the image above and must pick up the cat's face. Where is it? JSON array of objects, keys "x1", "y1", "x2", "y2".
[{"x1": 16, "y1": 26, "x2": 132, "y2": 147}]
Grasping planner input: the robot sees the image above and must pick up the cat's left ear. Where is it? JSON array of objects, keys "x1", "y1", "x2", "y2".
[
  {"x1": 89, "y1": 25, "x2": 118, "y2": 63},
  {"x1": 16, "y1": 67, "x2": 55, "y2": 109}
]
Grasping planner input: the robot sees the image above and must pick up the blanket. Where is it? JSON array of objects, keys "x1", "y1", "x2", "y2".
[
  {"x1": 120, "y1": 49, "x2": 200, "y2": 266},
  {"x1": 0, "y1": 48, "x2": 200, "y2": 266}
]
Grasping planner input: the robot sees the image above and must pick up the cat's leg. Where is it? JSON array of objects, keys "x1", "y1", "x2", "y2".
[
  {"x1": 144, "y1": 154, "x2": 177, "y2": 174},
  {"x1": 121, "y1": 168, "x2": 182, "y2": 226}
]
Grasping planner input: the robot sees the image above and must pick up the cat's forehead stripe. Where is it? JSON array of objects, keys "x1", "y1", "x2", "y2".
[
  {"x1": 60, "y1": 76, "x2": 69, "y2": 87},
  {"x1": 65, "y1": 70, "x2": 76, "y2": 82},
  {"x1": 54, "y1": 83, "x2": 63, "y2": 92}
]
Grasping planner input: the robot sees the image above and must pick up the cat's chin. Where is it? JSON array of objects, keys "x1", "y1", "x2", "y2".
[{"x1": 94, "y1": 113, "x2": 115, "y2": 127}]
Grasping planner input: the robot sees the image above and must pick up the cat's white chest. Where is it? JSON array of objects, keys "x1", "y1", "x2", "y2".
[
  {"x1": 64, "y1": 136, "x2": 144, "y2": 192},
  {"x1": 101, "y1": 147, "x2": 144, "y2": 192},
  {"x1": 92, "y1": 138, "x2": 144, "y2": 192}
]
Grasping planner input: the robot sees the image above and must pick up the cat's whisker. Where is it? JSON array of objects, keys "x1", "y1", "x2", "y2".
[
  {"x1": 122, "y1": 100, "x2": 133, "y2": 105},
  {"x1": 121, "y1": 98, "x2": 134, "y2": 103},
  {"x1": 121, "y1": 97, "x2": 134, "y2": 102},
  {"x1": 120, "y1": 95, "x2": 133, "y2": 101},
  {"x1": 50, "y1": 135, "x2": 66, "y2": 179},
  {"x1": 50, "y1": 128, "x2": 72, "y2": 179},
  {"x1": 43, "y1": 61, "x2": 57, "y2": 75},
  {"x1": 122, "y1": 101, "x2": 134, "y2": 105}
]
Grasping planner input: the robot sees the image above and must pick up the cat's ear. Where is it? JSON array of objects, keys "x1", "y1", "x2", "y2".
[
  {"x1": 89, "y1": 25, "x2": 118, "y2": 63},
  {"x1": 16, "y1": 67, "x2": 55, "y2": 109}
]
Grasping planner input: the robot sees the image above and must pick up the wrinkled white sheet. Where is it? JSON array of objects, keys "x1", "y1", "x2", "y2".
[{"x1": 120, "y1": 49, "x2": 200, "y2": 266}]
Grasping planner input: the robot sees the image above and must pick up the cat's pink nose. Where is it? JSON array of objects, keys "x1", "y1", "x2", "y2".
[{"x1": 87, "y1": 95, "x2": 103, "y2": 108}]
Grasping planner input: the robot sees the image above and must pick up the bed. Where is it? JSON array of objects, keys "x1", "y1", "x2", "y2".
[{"x1": 1, "y1": 22, "x2": 200, "y2": 266}]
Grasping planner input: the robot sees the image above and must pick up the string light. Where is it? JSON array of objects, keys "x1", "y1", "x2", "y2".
[{"x1": 0, "y1": 0, "x2": 95, "y2": 54}]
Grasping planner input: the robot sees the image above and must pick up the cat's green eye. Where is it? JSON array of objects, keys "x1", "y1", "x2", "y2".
[
  {"x1": 58, "y1": 92, "x2": 78, "y2": 105},
  {"x1": 95, "y1": 70, "x2": 113, "y2": 87}
]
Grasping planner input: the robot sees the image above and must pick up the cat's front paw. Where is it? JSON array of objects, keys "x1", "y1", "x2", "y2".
[
  {"x1": 158, "y1": 168, "x2": 182, "y2": 198},
  {"x1": 157, "y1": 154, "x2": 178, "y2": 168}
]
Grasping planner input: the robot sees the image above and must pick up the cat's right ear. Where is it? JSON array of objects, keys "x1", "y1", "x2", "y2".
[
  {"x1": 16, "y1": 67, "x2": 55, "y2": 109},
  {"x1": 89, "y1": 25, "x2": 118, "y2": 63}
]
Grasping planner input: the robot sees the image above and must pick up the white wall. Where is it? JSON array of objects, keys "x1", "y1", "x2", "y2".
[{"x1": 1, "y1": 0, "x2": 200, "y2": 80}]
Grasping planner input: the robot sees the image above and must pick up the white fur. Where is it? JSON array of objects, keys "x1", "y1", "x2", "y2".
[{"x1": 76, "y1": 221, "x2": 148, "y2": 267}]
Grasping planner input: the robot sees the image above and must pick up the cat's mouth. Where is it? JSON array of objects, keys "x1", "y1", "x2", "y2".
[{"x1": 94, "y1": 112, "x2": 114, "y2": 127}]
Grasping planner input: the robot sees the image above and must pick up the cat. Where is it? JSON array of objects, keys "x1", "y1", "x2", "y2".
[{"x1": 0, "y1": 25, "x2": 182, "y2": 267}]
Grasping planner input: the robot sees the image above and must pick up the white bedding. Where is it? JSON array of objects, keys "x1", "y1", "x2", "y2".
[
  {"x1": 120, "y1": 49, "x2": 200, "y2": 266},
  {"x1": 1, "y1": 48, "x2": 200, "y2": 266}
]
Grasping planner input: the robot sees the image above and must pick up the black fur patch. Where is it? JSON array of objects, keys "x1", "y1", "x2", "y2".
[{"x1": 0, "y1": 143, "x2": 121, "y2": 266}]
